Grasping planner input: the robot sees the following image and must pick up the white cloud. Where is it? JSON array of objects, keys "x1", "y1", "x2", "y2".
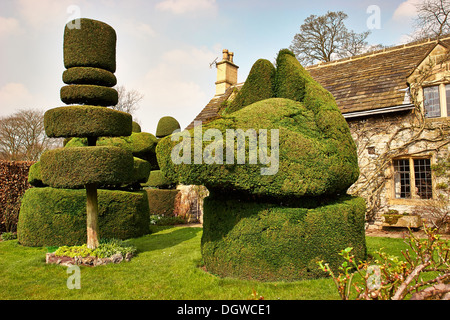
[
  {"x1": 155, "y1": 0, "x2": 217, "y2": 15},
  {"x1": 0, "y1": 83, "x2": 37, "y2": 117},
  {"x1": 16, "y1": 0, "x2": 83, "y2": 29},
  {"x1": 133, "y1": 46, "x2": 218, "y2": 132},
  {"x1": 0, "y1": 17, "x2": 22, "y2": 37},
  {"x1": 392, "y1": 0, "x2": 420, "y2": 21}
]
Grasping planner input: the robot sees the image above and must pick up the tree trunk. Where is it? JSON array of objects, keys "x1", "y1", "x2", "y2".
[
  {"x1": 86, "y1": 183, "x2": 99, "y2": 249},
  {"x1": 86, "y1": 136, "x2": 99, "y2": 249}
]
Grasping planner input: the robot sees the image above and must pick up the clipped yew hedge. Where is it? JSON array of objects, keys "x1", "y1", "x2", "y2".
[
  {"x1": 146, "y1": 189, "x2": 179, "y2": 216},
  {"x1": 44, "y1": 106, "x2": 132, "y2": 138},
  {"x1": 64, "y1": 18, "x2": 117, "y2": 73},
  {"x1": 40, "y1": 146, "x2": 134, "y2": 188},
  {"x1": 60, "y1": 85, "x2": 118, "y2": 106},
  {"x1": 17, "y1": 187, "x2": 150, "y2": 247},
  {"x1": 63, "y1": 67, "x2": 117, "y2": 87},
  {"x1": 201, "y1": 192, "x2": 367, "y2": 281}
]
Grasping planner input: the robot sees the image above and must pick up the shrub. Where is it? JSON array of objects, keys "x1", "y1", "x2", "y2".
[
  {"x1": 60, "y1": 85, "x2": 118, "y2": 106},
  {"x1": 225, "y1": 59, "x2": 275, "y2": 114},
  {"x1": 157, "y1": 98, "x2": 359, "y2": 199},
  {"x1": 201, "y1": 192, "x2": 367, "y2": 281},
  {"x1": 62, "y1": 67, "x2": 117, "y2": 87},
  {"x1": 132, "y1": 157, "x2": 151, "y2": 183},
  {"x1": 17, "y1": 187, "x2": 150, "y2": 247},
  {"x1": 40, "y1": 146, "x2": 134, "y2": 188},
  {"x1": 274, "y1": 49, "x2": 306, "y2": 102},
  {"x1": 64, "y1": 18, "x2": 116, "y2": 73},
  {"x1": 145, "y1": 170, "x2": 175, "y2": 188},
  {"x1": 28, "y1": 161, "x2": 45, "y2": 187},
  {"x1": 65, "y1": 132, "x2": 158, "y2": 161},
  {"x1": 0, "y1": 161, "x2": 34, "y2": 233},
  {"x1": 146, "y1": 189, "x2": 179, "y2": 216},
  {"x1": 44, "y1": 106, "x2": 132, "y2": 138},
  {"x1": 55, "y1": 239, "x2": 136, "y2": 258},
  {"x1": 132, "y1": 121, "x2": 141, "y2": 133},
  {"x1": 156, "y1": 116, "x2": 181, "y2": 138},
  {"x1": 1, "y1": 232, "x2": 17, "y2": 241}
]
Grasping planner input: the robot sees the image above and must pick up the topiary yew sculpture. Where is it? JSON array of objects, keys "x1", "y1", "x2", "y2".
[
  {"x1": 40, "y1": 19, "x2": 134, "y2": 249},
  {"x1": 156, "y1": 49, "x2": 366, "y2": 281}
]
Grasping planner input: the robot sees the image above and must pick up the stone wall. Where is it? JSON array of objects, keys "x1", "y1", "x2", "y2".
[{"x1": 346, "y1": 111, "x2": 449, "y2": 229}]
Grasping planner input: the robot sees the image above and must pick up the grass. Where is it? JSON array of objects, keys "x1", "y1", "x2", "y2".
[{"x1": 0, "y1": 226, "x2": 410, "y2": 300}]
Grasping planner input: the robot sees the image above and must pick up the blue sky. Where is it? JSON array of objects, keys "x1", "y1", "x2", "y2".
[{"x1": 0, "y1": 0, "x2": 420, "y2": 134}]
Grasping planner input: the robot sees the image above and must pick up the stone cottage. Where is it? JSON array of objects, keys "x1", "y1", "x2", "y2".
[{"x1": 187, "y1": 39, "x2": 450, "y2": 229}]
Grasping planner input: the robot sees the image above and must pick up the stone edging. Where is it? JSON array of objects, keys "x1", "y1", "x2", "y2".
[{"x1": 46, "y1": 252, "x2": 133, "y2": 267}]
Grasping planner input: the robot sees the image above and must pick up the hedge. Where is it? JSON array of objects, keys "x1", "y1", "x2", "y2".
[
  {"x1": 64, "y1": 18, "x2": 116, "y2": 73},
  {"x1": 60, "y1": 85, "x2": 118, "y2": 106},
  {"x1": 65, "y1": 132, "x2": 158, "y2": 167},
  {"x1": 17, "y1": 187, "x2": 150, "y2": 247},
  {"x1": 44, "y1": 106, "x2": 132, "y2": 138},
  {"x1": 201, "y1": 192, "x2": 367, "y2": 281},
  {"x1": 133, "y1": 157, "x2": 151, "y2": 183},
  {"x1": 40, "y1": 146, "x2": 134, "y2": 188},
  {"x1": 0, "y1": 161, "x2": 34, "y2": 233},
  {"x1": 146, "y1": 189, "x2": 179, "y2": 216},
  {"x1": 225, "y1": 59, "x2": 275, "y2": 114},
  {"x1": 157, "y1": 98, "x2": 359, "y2": 199},
  {"x1": 145, "y1": 170, "x2": 175, "y2": 188},
  {"x1": 156, "y1": 116, "x2": 181, "y2": 138},
  {"x1": 63, "y1": 67, "x2": 117, "y2": 87}
]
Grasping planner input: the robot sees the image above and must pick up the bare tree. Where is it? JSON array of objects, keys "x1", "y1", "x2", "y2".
[
  {"x1": 112, "y1": 85, "x2": 144, "y2": 115},
  {"x1": 0, "y1": 109, "x2": 61, "y2": 161},
  {"x1": 413, "y1": 0, "x2": 450, "y2": 39},
  {"x1": 290, "y1": 11, "x2": 371, "y2": 66}
]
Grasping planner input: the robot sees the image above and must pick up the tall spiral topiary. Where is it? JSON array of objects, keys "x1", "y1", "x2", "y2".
[{"x1": 40, "y1": 19, "x2": 134, "y2": 249}]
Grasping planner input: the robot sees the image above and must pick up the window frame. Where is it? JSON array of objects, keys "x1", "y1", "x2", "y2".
[
  {"x1": 422, "y1": 83, "x2": 450, "y2": 118},
  {"x1": 389, "y1": 156, "x2": 436, "y2": 204}
]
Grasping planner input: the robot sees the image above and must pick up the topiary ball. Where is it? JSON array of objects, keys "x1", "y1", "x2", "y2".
[{"x1": 156, "y1": 116, "x2": 181, "y2": 138}]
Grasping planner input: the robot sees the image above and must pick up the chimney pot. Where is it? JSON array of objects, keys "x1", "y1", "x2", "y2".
[{"x1": 215, "y1": 49, "x2": 238, "y2": 96}]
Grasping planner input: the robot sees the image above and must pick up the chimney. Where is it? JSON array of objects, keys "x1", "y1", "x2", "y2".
[{"x1": 215, "y1": 49, "x2": 238, "y2": 96}]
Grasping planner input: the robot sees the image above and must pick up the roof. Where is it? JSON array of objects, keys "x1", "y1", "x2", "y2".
[
  {"x1": 187, "y1": 35, "x2": 450, "y2": 129},
  {"x1": 307, "y1": 36, "x2": 450, "y2": 115},
  {"x1": 185, "y1": 83, "x2": 243, "y2": 130}
]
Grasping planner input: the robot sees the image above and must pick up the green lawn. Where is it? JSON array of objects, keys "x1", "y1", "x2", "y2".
[{"x1": 0, "y1": 226, "x2": 409, "y2": 300}]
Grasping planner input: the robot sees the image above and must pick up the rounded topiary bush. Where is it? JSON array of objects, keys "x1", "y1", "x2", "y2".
[
  {"x1": 225, "y1": 58, "x2": 275, "y2": 114},
  {"x1": 201, "y1": 192, "x2": 367, "y2": 281},
  {"x1": 60, "y1": 84, "x2": 118, "y2": 106},
  {"x1": 17, "y1": 187, "x2": 150, "y2": 247},
  {"x1": 146, "y1": 170, "x2": 175, "y2": 188},
  {"x1": 64, "y1": 18, "x2": 117, "y2": 73},
  {"x1": 44, "y1": 106, "x2": 132, "y2": 138},
  {"x1": 156, "y1": 116, "x2": 181, "y2": 138},
  {"x1": 132, "y1": 157, "x2": 151, "y2": 183},
  {"x1": 40, "y1": 146, "x2": 134, "y2": 188},
  {"x1": 63, "y1": 67, "x2": 117, "y2": 87}
]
